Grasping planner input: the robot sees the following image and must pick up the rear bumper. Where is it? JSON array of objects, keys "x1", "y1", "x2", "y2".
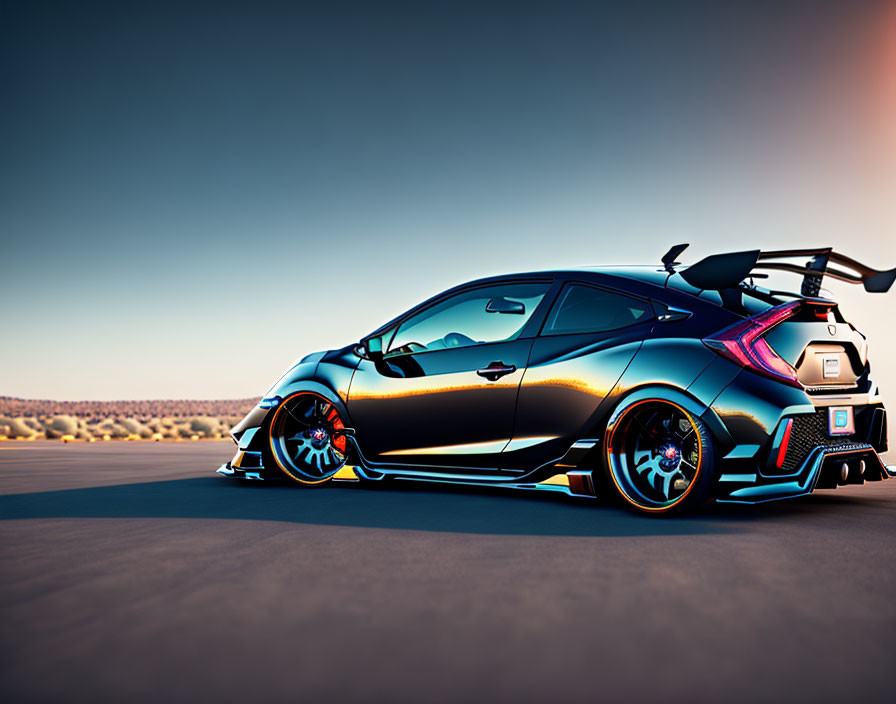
[
  {"x1": 717, "y1": 444, "x2": 893, "y2": 504},
  {"x1": 708, "y1": 370, "x2": 891, "y2": 503}
]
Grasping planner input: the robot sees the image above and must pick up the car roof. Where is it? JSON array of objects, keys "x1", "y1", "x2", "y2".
[
  {"x1": 466, "y1": 265, "x2": 775, "y2": 314},
  {"x1": 577, "y1": 265, "x2": 673, "y2": 287},
  {"x1": 459, "y1": 265, "x2": 672, "y2": 291},
  {"x1": 454, "y1": 264, "x2": 780, "y2": 319}
]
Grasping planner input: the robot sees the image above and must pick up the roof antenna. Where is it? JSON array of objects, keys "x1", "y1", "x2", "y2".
[{"x1": 661, "y1": 244, "x2": 689, "y2": 273}]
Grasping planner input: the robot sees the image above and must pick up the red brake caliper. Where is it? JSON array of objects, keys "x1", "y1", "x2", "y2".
[{"x1": 327, "y1": 407, "x2": 347, "y2": 453}]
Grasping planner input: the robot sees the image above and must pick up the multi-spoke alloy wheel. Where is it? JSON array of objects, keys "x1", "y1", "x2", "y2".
[
  {"x1": 605, "y1": 400, "x2": 714, "y2": 513},
  {"x1": 269, "y1": 392, "x2": 350, "y2": 484}
]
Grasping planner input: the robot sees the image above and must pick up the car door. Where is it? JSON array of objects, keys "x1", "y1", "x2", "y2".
[
  {"x1": 502, "y1": 280, "x2": 656, "y2": 471},
  {"x1": 346, "y1": 280, "x2": 554, "y2": 474}
]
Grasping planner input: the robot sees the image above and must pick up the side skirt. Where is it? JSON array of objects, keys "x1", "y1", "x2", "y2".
[{"x1": 218, "y1": 438, "x2": 602, "y2": 498}]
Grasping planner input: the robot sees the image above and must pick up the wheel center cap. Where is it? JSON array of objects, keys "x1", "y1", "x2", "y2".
[
  {"x1": 310, "y1": 427, "x2": 329, "y2": 448},
  {"x1": 658, "y1": 443, "x2": 681, "y2": 470}
]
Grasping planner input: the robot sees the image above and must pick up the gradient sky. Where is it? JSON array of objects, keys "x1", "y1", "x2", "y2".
[{"x1": 1, "y1": 0, "x2": 895, "y2": 400}]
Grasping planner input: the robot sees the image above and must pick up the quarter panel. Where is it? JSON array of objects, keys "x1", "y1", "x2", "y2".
[
  {"x1": 711, "y1": 371, "x2": 814, "y2": 446},
  {"x1": 614, "y1": 339, "x2": 716, "y2": 396},
  {"x1": 612, "y1": 339, "x2": 739, "y2": 453},
  {"x1": 686, "y1": 356, "x2": 742, "y2": 406}
]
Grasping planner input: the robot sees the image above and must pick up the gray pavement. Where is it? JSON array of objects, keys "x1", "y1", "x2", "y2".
[{"x1": 1, "y1": 441, "x2": 895, "y2": 703}]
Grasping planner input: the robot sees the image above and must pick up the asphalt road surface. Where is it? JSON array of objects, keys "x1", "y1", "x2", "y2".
[{"x1": 2, "y1": 441, "x2": 895, "y2": 704}]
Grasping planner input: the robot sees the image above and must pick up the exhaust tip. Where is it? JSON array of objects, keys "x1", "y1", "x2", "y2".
[
  {"x1": 859, "y1": 460, "x2": 866, "y2": 477},
  {"x1": 840, "y1": 462, "x2": 850, "y2": 482}
]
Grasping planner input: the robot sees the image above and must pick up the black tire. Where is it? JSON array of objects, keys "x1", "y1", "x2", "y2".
[
  {"x1": 268, "y1": 392, "x2": 349, "y2": 485},
  {"x1": 603, "y1": 399, "x2": 715, "y2": 514}
]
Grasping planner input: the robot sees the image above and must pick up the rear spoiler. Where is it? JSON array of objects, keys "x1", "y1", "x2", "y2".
[{"x1": 663, "y1": 245, "x2": 896, "y2": 296}]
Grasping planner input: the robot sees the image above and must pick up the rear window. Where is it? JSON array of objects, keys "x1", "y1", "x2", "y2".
[{"x1": 542, "y1": 284, "x2": 651, "y2": 335}]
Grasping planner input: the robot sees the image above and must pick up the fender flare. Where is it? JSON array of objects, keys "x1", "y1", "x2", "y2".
[
  {"x1": 601, "y1": 384, "x2": 732, "y2": 456},
  {"x1": 263, "y1": 382, "x2": 363, "y2": 478},
  {"x1": 241, "y1": 380, "x2": 353, "y2": 456},
  {"x1": 275, "y1": 380, "x2": 353, "y2": 427}
]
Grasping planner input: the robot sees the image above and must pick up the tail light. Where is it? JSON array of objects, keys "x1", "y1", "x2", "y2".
[{"x1": 703, "y1": 301, "x2": 803, "y2": 388}]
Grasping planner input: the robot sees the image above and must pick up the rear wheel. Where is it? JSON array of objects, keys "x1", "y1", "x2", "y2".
[
  {"x1": 268, "y1": 392, "x2": 349, "y2": 485},
  {"x1": 605, "y1": 400, "x2": 714, "y2": 514}
]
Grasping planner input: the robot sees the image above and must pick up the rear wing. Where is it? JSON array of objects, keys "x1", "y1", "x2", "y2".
[{"x1": 663, "y1": 245, "x2": 896, "y2": 296}]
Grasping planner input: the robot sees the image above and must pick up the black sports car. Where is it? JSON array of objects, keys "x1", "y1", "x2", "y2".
[{"x1": 218, "y1": 246, "x2": 895, "y2": 513}]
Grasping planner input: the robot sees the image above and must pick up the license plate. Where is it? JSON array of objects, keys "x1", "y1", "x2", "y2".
[
  {"x1": 828, "y1": 406, "x2": 855, "y2": 435},
  {"x1": 823, "y1": 356, "x2": 841, "y2": 378}
]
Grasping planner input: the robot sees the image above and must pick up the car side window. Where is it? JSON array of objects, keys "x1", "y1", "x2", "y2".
[
  {"x1": 386, "y1": 282, "x2": 550, "y2": 356},
  {"x1": 542, "y1": 283, "x2": 651, "y2": 335}
]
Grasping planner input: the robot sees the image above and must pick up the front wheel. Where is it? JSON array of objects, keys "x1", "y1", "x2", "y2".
[
  {"x1": 604, "y1": 399, "x2": 714, "y2": 514},
  {"x1": 268, "y1": 392, "x2": 349, "y2": 485}
]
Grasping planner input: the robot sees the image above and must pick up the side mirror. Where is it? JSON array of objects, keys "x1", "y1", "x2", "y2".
[
  {"x1": 361, "y1": 335, "x2": 385, "y2": 361},
  {"x1": 486, "y1": 297, "x2": 525, "y2": 315}
]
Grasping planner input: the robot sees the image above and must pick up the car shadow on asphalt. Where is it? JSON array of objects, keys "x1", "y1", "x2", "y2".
[{"x1": 0, "y1": 474, "x2": 884, "y2": 537}]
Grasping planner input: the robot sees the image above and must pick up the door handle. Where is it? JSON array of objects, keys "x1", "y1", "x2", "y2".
[{"x1": 476, "y1": 363, "x2": 516, "y2": 381}]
